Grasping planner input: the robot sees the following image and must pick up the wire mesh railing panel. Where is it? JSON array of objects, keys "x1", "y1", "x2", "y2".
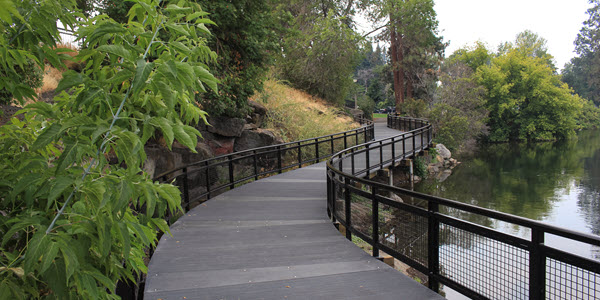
[
  {"x1": 380, "y1": 205, "x2": 429, "y2": 267},
  {"x1": 439, "y1": 223, "x2": 529, "y2": 299},
  {"x1": 350, "y1": 192, "x2": 373, "y2": 239},
  {"x1": 546, "y1": 257, "x2": 600, "y2": 300}
]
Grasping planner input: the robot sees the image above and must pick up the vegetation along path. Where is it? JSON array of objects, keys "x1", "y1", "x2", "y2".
[{"x1": 144, "y1": 120, "x2": 442, "y2": 299}]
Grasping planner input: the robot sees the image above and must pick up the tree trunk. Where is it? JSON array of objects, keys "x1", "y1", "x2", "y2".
[{"x1": 390, "y1": 21, "x2": 405, "y2": 113}]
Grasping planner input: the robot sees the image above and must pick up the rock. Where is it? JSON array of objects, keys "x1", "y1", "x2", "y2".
[
  {"x1": 144, "y1": 141, "x2": 213, "y2": 179},
  {"x1": 390, "y1": 194, "x2": 403, "y2": 203},
  {"x1": 437, "y1": 169, "x2": 452, "y2": 182},
  {"x1": 243, "y1": 123, "x2": 258, "y2": 131},
  {"x1": 207, "y1": 136, "x2": 235, "y2": 156},
  {"x1": 436, "y1": 144, "x2": 451, "y2": 160},
  {"x1": 248, "y1": 100, "x2": 267, "y2": 116},
  {"x1": 436, "y1": 155, "x2": 444, "y2": 163},
  {"x1": 207, "y1": 116, "x2": 246, "y2": 137},
  {"x1": 428, "y1": 164, "x2": 440, "y2": 174},
  {"x1": 234, "y1": 128, "x2": 284, "y2": 152}
]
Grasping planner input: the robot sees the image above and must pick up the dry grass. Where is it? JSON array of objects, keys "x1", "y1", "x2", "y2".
[
  {"x1": 40, "y1": 66, "x2": 63, "y2": 93},
  {"x1": 253, "y1": 79, "x2": 359, "y2": 142}
]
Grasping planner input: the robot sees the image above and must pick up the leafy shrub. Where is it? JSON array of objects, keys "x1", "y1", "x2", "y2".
[
  {"x1": 0, "y1": 59, "x2": 43, "y2": 104},
  {"x1": 401, "y1": 98, "x2": 428, "y2": 118},
  {"x1": 0, "y1": 0, "x2": 217, "y2": 298}
]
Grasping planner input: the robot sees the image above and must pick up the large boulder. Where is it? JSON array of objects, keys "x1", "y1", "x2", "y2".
[
  {"x1": 144, "y1": 141, "x2": 213, "y2": 179},
  {"x1": 206, "y1": 136, "x2": 235, "y2": 156},
  {"x1": 436, "y1": 144, "x2": 452, "y2": 160},
  {"x1": 234, "y1": 128, "x2": 284, "y2": 152},
  {"x1": 207, "y1": 116, "x2": 246, "y2": 137}
]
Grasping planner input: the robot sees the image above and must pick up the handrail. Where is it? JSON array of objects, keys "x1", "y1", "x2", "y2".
[
  {"x1": 326, "y1": 115, "x2": 600, "y2": 299},
  {"x1": 154, "y1": 114, "x2": 374, "y2": 211}
]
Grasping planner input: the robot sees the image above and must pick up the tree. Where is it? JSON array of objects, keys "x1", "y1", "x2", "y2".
[
  {"x1": 193, "y1": 0, "x2": 275, "y2": 118},
  {"x1": 430, "y1": 61, "x2": 488, "y2": 151},
  {"x1": 0, "y1": 0, "x2": 77, "y2": 104},
  {"x1": 498, "y1": 30, "x2": 556, "y2": 72},
  {"x1": 562, "y1": 0, "x2": 600, "y2": 106},
  {"x1": 0, "y1": 0, "x2": 218, "y2": 297},
  {"x1": 362, "y1": 0, "x2": 445, "y2": 111},
  {"x1": 477, "y1": 48, "x2": 583, "y2": 141},
  {"x1": 273, "y1": 0, "x2": 363, "y2": 105}
]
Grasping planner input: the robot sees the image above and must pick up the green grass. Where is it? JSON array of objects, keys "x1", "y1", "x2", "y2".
[{"x1": 373, "y1": 113, "x2": 387, "y2": 118}]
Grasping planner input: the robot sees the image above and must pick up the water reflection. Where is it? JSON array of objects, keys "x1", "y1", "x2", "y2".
[{"x1": 412, "y1": 130, "x2": 600, "y2": 252}]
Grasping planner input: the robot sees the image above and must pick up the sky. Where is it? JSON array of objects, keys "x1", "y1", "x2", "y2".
[
  {"x1": 435, "y1": 0, "x2": 592, "y2": 71},
  {"x1": 358, "y1": 0, "x2": 593, "y2": 72}
]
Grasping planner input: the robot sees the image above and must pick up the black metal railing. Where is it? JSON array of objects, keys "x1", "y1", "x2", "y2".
[
  {"x1": 326, "y1": 115, "x2": 600, "y2": 300},
  {"x1": 153, "y1": 115, "x2": 374, "y2": 212}
]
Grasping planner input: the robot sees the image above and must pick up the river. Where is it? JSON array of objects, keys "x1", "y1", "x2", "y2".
[{"x1": 408, "y1": 130, "x2": 600, "y2": 298}]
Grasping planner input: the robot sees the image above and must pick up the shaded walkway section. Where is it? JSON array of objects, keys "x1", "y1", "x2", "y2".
[{"x1": 145, "y1": 121, "x2": 443, "y2": 299}]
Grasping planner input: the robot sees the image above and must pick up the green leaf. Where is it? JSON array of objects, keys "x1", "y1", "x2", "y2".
[
  {"x1": 194, "y1": 66, "x2": 218, "y2": 92},
  {"x1": 40, "y1": 241, "x2": 59, "y2": 274},
  {"x1": 25, "y1": 101, "x2": 56, "y2": 118},
  {"x1": 32, "y1": 124, "x2": 61, "y2": 151},
  {"x1": 97, "y1": 44, "x2": 135, "y2": 63},
  {"x1": 0, "y1": 0, "x2": 20, "y2": 24},
  {"x1": 88, "y1": 22, "x2": 126, "y2": 44},
  {"x1": 48, "y1": 176, "x2": 73, "y2": 209},
  {"x1": 82, "y1": 180, "x2": 105, "y2": 204},
  {"x1": 118, "y1": 222, "x2": 131, "y2": 260},
  {"x1": 156, "y1": 184, "x2": 181, "y2": 212},
  {"x1": 165, "y1": 23, "x2": 190, "y2": 36},
  {"x1": 55, "y1": 140, "x2": 78, "y2": 172},
  {"x1": 186, "y1": 11, "x2": 209, "y2": 21},
  {"x1": 131, "y1": 59, "x2": 153, "y2": 97},
  {"x1": 114, "y1": 180, "x2": 132, "y2": 214},
  {"x1": 164, "y1": 4, "x2": 192, "y2": 14},
  {"x1": 57, "y1": 238, "x2": 79, "y2": 283},
  {"x1": 173, "y1": 124, "x2": 195, "y2": 151},
  {"x1": 56, "y1": 71, "x2": 84, "y2": 93},
  {"x1": 156, "y1": 117, "x2": 174, "y2": 148},
  {"x1": 60, "y1": 115, "x2": 94, "y2": 133},
  {"x1": 170, "y1": 41, "x2": 192, "y2": 56},
  {"x1": 155, "y1": 81, "x2": 174, "y2": 110},
  {"x1": 24, "y1": 232, "x2": 49, "y2": 273}
]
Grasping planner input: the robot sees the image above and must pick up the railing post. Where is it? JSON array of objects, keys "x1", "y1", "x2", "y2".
[
  {"x1": 379, "y1": 141, "x2": 383, "y2": 170},
  {"x1": 412, "y1": 132, "x2": 416, "y2": 154},
  {"x1": 298, "y1": 142, "x2": 302, "y2": 168},
  {"x1": 402, "y1": 134, "x2": 406, "y2": 157},
  {"x1": 351, "y1": 148, "x2": 355, "y2": 175},
  {"x1": 330, "y1": 136, "x2": 334, "y2": 155},
  {"x1": 391, "y1": 137, "x2": 396, "y2": 164},
  {"x1": 204, "y1": 161, "x2": 211, "y2": 199},
  {"x1": 182, "y1": 167, "x2": 190, "y2": 211},
  {"x1": 530, "y1": 228, "x2": 546, "y2": 300},
  {"x1": 365, "y1": 143, "x2": 370, "y2": 178},
  {"x1": 330, "y1": 172, "x2": 337, "y2": 223},
  {"x1": 344, "y1": 177, "x2": 352, "y2": 241},
  {"x1": 315, "y1": 138, "x2": 320, "y2": 161},
  {"x1": 344, "y1": 132, "x2": 347, "y2": 149},
  {"x1": 372, "y1": 187, "x2": 379, "y2": 258},
  {"x1": 427, "y1": 201, "x2": 440, "y2": 293},
  {"x1": 277, "y1": 145, "x2": 283, "y2": 174},
  {"x1": 253, "y1": 150, "x2": 259, "y2": 180},
  {"x1": 355, "y1": 129, "x2": 359, "y2": 145},
  {"x1": 228, "y1": 156, "x2": 234, "y2": 190}
]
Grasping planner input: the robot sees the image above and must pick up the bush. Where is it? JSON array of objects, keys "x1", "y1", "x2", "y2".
[{"x1": 0, "y1": 59, "x2": 43, "y2": 104}]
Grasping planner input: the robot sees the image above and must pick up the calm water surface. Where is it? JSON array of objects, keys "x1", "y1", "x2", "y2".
[{"x1": 414, "y1": 130, "x2": 600, "y2": 259}]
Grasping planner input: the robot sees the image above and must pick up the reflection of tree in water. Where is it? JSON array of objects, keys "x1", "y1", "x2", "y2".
[{"x1": 414, "y1": 130, "x2": 600, "y2": 229}]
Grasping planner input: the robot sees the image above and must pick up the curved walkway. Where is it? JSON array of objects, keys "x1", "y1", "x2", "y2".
[{"x1": 145, "y1": 121, "x2": 443, "y2": 299}]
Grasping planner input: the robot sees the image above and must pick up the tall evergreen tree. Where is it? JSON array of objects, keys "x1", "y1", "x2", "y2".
[
  {"x1": 563, "y1": 0, "x2": 600, "y2": 106},
  {"x1": 362, "y1": 0, "x2": 445, "y2": 111}
]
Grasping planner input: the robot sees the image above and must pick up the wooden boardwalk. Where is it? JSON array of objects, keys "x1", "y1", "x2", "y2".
[{"x1": 144, "y1": 121, "x2": 443, "y2": 300}]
